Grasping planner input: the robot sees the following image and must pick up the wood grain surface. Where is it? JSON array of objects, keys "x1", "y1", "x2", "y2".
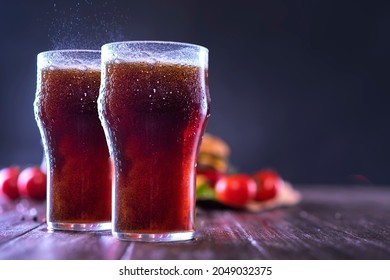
[{"x1": 0, "y1": 186, "x2": 389, "y2": 260}]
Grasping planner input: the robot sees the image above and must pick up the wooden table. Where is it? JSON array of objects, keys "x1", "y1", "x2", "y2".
[{"x1": 0, "y1": 186, "x2": 389, "y2": 260}]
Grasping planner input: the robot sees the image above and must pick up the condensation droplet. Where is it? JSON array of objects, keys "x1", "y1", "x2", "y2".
[
  {"x1": 29, "y1": 208, "x2": 37, "y2": 216},
  {"x1": 146, "y1": 57, "x2": 157, "y2": 64},
  {"x1": 114, "y1": 59, "x2": 124, "y2": 64}
]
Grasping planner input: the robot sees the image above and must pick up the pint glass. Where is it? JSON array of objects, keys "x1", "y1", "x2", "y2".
[
  {"x1": 34, "y1": 50, "x2": 112, "y2": 231},
  {"x1": 99, "y1": 41, "x2": 210, "y2": 241}
]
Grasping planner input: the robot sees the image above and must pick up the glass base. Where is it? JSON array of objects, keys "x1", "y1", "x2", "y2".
[
  {"x1": 113, "y1": 230, "x2": 195, "y2": 242},
  {"x1": 47, "y1": 221, "x2": 111, "y2": 232}
]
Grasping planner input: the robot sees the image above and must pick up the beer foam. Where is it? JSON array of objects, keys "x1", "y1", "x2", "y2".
[
  {"x1": 38, "y1": 50, "x2": 101, "y2": 70},
  {"x1": 101, "y1": 41, "x2": 208, "y2": 68}
]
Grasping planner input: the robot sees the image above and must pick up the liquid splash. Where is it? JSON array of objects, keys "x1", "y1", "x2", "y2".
[{"x1": 49, "y1": 1, "x2": 129, "y2": 50}]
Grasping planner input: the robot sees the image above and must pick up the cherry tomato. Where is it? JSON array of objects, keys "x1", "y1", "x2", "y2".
[
  {"x1": 215, "y1": 174, "x2": 257, "y2": 208},
  {"x1": 17, "y1": 166, "x2": 46, "y2": 200},
  {"x1": 0, "y1": 166, "x2": 21, "y2": 200},
  {"x1": 253, "y1": 169, "x2": 282, "y2": 201}
]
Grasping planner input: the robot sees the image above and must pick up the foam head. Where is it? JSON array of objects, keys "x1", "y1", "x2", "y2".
[
  {"x1": 101, "y1": 41, "x2": 208, "y2": 68},
  {"x1": 37, "y1": 50, "x2": 101, "y2": 71}
]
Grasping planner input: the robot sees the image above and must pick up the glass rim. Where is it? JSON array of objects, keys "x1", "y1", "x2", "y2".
[
  {"x1": 101, "y1": 40, "x2": 208, "y2": 52},
  {"x1": 37, "y1": 49, "x2": 101, "y2": 69}
]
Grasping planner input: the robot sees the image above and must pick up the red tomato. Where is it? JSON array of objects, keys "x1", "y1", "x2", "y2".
[
  {"x1": 17, "y1": 166, "x2": 46, "y2": 200},
  {"x1": 215, "y1": 174, "x2": 257, "y2": 208},
  {"x1": 253, "y1": 169, "x2": 282, "y2": 201},
  {"x1": 0, "y1": 166, "x2": 21, "y2": 200}
]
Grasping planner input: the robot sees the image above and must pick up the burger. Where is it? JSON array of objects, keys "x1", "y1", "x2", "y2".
[{"x1": 196, "y1": 133, "x2": 230, "y2": 186}]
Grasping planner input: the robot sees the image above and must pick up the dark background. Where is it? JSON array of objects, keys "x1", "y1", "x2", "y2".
[{"x1": 0, "y1": 0, "x2": 389, "y2": 185}]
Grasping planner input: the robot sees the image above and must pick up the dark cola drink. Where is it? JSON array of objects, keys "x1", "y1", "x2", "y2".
[
  {"x1": 99, "y1": 42, "x2": 210, "y2": 241},
  {"x1": 34, "y1": 50, "x2": 112, "y2": 231}
]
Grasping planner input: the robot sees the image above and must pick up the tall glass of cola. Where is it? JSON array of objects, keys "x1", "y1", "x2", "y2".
[
  {"x1": 34, "y1": 50, "x2": 112, "y2": 231},
  {"x1": 99, "y1": 41, "x2": 210, "y2": 241}
]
